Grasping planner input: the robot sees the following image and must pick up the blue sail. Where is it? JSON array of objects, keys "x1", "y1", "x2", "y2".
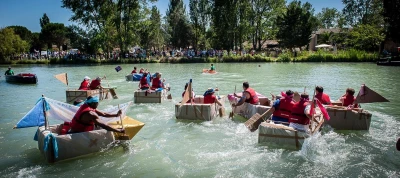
[{"x1": 15, "y1": 98, "x2": 48, "y2": 129}]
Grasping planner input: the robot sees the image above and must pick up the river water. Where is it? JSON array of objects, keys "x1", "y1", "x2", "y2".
[{"x1": 0, "y1": 63, "x2": 399, "y2": 177}]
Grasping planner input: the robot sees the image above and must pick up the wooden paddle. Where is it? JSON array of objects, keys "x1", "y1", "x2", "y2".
[
  {"x1": 103, "y1": 75, "x2": 118, "y2": 99},
  {"x1": 117, "y1": 104, "x2": 129, "y2": 140},
  {"x1": 245, "y1": 108, "x2": 272, "y2": 132},
  {"x1": 229, "y1": 85, "x2": 236, "y2": 118}
]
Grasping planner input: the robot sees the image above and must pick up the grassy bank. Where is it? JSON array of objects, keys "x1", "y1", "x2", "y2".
[{"x1": 0, "y1": 50, "x2": 379, "y2": 64}]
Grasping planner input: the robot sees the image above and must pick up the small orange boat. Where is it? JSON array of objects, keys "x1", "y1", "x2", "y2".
[{"x1": 202, "y1": 69, "x2": 217, "y2": 74}]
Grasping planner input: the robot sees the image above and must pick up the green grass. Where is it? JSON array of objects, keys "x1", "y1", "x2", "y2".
[{"x1": 0, "y1": 50, "x2": 379, "y2": 64}]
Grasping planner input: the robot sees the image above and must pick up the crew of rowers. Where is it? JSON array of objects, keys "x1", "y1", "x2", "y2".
[
  {"x1": 230, "y1": 83, "x2": 358, "y2": 132},
  {"x1": 78, "y1": 76, "x2": 103, "y2": 90}
]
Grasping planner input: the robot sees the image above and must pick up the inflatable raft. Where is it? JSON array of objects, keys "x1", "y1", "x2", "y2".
[
  {"x1": 14, "y1": 97, "x2": 144, "y2": 163},
  {"x1": 175, "y1": 96, "x2": 226, "y2": 121}
]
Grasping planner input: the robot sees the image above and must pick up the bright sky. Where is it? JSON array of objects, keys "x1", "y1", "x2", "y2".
[{"x1": 0, "y1": 0, "x2": 344, "y2": 33}]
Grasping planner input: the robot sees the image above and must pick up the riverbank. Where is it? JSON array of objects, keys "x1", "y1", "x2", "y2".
[{"x1": 1, "y1": 50, "x2": 379, "y2": 64}]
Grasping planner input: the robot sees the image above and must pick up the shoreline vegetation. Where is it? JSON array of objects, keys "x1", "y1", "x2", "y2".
[{"x1": 1, "y1": 50, "x2": 379, "y2": 65}]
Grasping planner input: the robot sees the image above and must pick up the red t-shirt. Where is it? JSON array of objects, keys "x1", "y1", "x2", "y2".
[
  {"x1": 204, "y1": 95, "x2": 216, "y2": 104},
  {"x1": 89, "y1": 80, "x2": 101, "y2": 90},
  {"x1": 315, "y1": 93, "x2": 331, "y2": 105}
]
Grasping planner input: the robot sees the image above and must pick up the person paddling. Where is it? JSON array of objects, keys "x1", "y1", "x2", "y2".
[
  {"x1": 203, "y1": 88, "x2": 222, "y2": 106},
  {"x1": 4, "y1": 67, "x2": 14, "y2": 76},
  {"x1": 78, "y1": 76, "x2": 91, "y2": 90},
  {"x1": 139, "y1": 72, "x2": 150, "y2": 90},
  {"x1": 69, "y1": 96, "x2": 125, "y2": 134},
  {"x1": 131, "y1": 67, "x2": 137, "y2": 74},
  {"x1": 288, "y1": 93, "x2": 313, "y2": 132},
  {"x1": 231, "y1": 82, "x2": 259, "y2": 107},
  {"x1": 151, "y1": 72, "x2": 165, "y2": 90},
  {"x1": 339, "y1": 88, "x2": 358, "y2": 108},
  {"x1": 210, "y1": 64, "x2": 216, "y2": 71},
  {"x1": 315, "y1": 86, "x2": 332, "y2": 105},
  {"x1": 263, "y1": 90, "x2": 295, "y2": 125},
  {"x1": 89, "y1": 77, "x2": 103, "y2": 90}
]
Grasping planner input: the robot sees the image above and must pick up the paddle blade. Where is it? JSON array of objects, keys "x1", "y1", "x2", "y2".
[
  {"x1": 54, "y1": 73, "x2": 68, "y2": 85},
  {"x1": 245, "y1": 113, "x2": 262, "y2": 132},
  {"x1": 167, "y1": 94, "x2": 172, "y2": 100},
  {"x1": 356, "y1": 84, "x2": 389, "y2": 103}
]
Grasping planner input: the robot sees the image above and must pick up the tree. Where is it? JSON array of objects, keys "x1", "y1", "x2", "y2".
[
  {"x1": 249, "y1": 0, "x2": 286, "y2": 51},
  {"x1": 167, "y1": 0, "x2": 192, "y2": 48},
  {"x1": 40, "y1": 13, "x2": 50, "y2": 28},
  {"x1": 346, "y1": 24, "x2": 385, "y2": 51},
  {"x1": 276, "y1": 1, "x2": 317, "y2": 49},
  {"x1": 190, "y1": 0, "x2": 211, "y2": 49},
  {"x1": 40, "y1": 23, "x2": 67, "y2": 49},
  {"x1": 342, "y1": 0, "x2": 383, "y2": 26},
  {"x1": 316, "y1": 8, "x2": 340, "y2": 29},
  {"x1": 6, "y1": 26, "x2": 32, "y2": 43},
  {"x1": 0, "y1": 28, "x2": 29, "y2": 60},
  {"x1": 318, "y1": 32, "x2": 334, "y2": 44},
  {"x1": 30, "y1": 32, "x2": 44, "y2": 52},
  {"x1": 148, "y1": 6, "x2": 164, "y2": 51},
  {"x1": 383, "y1": 0, "x2": 400, "y2": 43}
]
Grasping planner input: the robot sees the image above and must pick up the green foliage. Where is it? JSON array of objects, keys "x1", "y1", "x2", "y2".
[
  {"x1": 40, "y1": 13, "x2": 50, "y2": 28},
  {"x1": 276, "y1": 1, "x2": 317, "y2": 49},
  {"x1": 167, "y1": 0, "x2": 192, "y2": 48},
  {"x1": 342, "y1": 0, "x2": 383, "y2": 26},
  {"x1": 277, "y1": 52, "x2": 291, "y2": 62},
  {"x1": 383, "y1": 0, "x2": 400, "y2": 43},
  {"x1": 346, "y1": 24, "x2": 385, "y2": 51},
  {"x1": 0, "y1": 28, "x2": 29, "y2": 61},
  {"x1": 6, "y1": 26, "x2": 32, "y2": 43},
  {"x1": 40, "y1": 23, "x2": 67, "y2": 49},
  {"x1": 316, "y1": 8, "x2": 340, "y2": 29}
]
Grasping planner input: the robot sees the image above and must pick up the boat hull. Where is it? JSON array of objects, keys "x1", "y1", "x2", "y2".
[
  {"x1": 325, "y1": 106, "x2": 372, "y2": 130},
  {"x1": 5, "y1": 73, "x2": 37, "y2": 84},
  {"x1": 37, "y1": 116, "x2": 144, "y2": 163},
  {"x1": 175, "y1": 96, "x2": 226, "y2": 121},
  {"x1": 66, "y1": 89, "x2": 112, "y2": 104}
]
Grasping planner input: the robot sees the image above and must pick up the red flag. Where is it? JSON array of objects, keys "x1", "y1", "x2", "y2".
[
  {"x1": 316, "y1": 99, "x2": 330, "y2": 120},
  {"x1": 309, "y1": 100, "x2": 315, "y2": 115},
  {"x1": 281, "y1": 91, "x2": 287, "y2": 97}
]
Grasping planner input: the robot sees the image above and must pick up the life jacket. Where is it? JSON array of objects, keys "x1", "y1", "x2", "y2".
[
  {"x1": 315, "y1": 93, "x2": 331, "y2": 105},
  {"x1": 79, "y1": 80, "x2": 90, "y2": 90},
  {"x1": 131, "y1": 70, "x2": 137, "y2": 74},
  {"x1": 244, "y1": 88, "x2": 259, "y2": 104},
  {"x1": 151, "y1": 77, "x2": 163, "y2": 89},
  {"x1": 60, "y1": 122, "x2": 71, "y2": 135},
  {"x1": 139, "y1": 69, "x2": 144, "y2": 74},
  {"x1": 343, "y1": 95, "x2": 358, "y2": 108},
  {"x1": 89, "y1": 80, "x2": 101, "y2": 90},
  {"x1": 204, "y1": 94, "x2": 216, "y2": 104},
  {"x1": 70, "y1": 104, "x2": 95, "y2": 133},
  {"x1": 140, "y1": 76, "x2": 149, "y2": 89},
  {"x1": 273, "y1": 97, "x2": 294, "y2": 119},
  {"x1": 289, "y1": 101, "x2": 310, "y2": 125}
]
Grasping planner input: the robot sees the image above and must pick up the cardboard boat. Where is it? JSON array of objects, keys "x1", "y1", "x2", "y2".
[
  {"x1": 134, "y1": 90, "x2": 163, "y2": 103},
  {"x1": 258, "y1": 109, "x2": 325, "y2": 149},
  {"x1": 227, "y1": 93, "x2": 271, "y2": 121},
  {"x1": 37, "y1": 116, "x2": 144, "y2": 163},
  {"x1": 325, "y1": 85, "x2": 388, "y2": 130},
  {"x1": 175, "y1": 96, "x2": 226, "y2": 121},
  {"x1": 14, "y1": 97, "x2": 144, "y2": 163},
  {"x1": 66, "y1": 89, "x2": 112, "y2": 104}
]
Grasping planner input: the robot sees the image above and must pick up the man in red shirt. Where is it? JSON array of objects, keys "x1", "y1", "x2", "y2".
[
  {"x1": 89, "y1": 77, "x2": 103, "y2": 90},
  {"x1": 203, "y1": 88, "x2": 223, "y2": 106},
  {"x1": 315, "y1": 86, "x2": 331, "y2": 105},
  {"x1": 339, "y1": 88, "x2": 358, "y2": 108},
  {"x1": 131, "y1": 67, "x2": 137, "y2": 74},
  {"x1": 78, "y1": 76, "x2": 91, "y2": 90}
]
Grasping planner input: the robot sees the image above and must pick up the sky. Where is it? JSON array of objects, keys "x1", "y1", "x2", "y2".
[{"x1": 0, "y1": 0, "x2": 344, "y2": 33}]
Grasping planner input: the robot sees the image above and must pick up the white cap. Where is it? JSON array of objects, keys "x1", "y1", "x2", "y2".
[{"x1": 84, "y1": 76, "x2": 90, "y2": 80}]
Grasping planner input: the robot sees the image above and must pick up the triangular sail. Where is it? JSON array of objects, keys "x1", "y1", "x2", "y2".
[
  {"x1": 54, "y1": 73, "x2": 68, "y2": 86},
  {"x1": 14, "y1": 99, "x2": 46, "y2": 128},
  {"x1": 356, "y1": 84, "x2": 389, "y2": 104},
  {"x1": 14, "y1": 97, "x2": 132, "y2": 129},
  {"x1": 180, "y1": 80, "x2": 192, "y2": 105}
]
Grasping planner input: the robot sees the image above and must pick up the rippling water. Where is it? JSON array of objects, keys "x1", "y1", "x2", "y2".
[{"x1": 0, "y1": 63, "x2": 399, "y2": 177}]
